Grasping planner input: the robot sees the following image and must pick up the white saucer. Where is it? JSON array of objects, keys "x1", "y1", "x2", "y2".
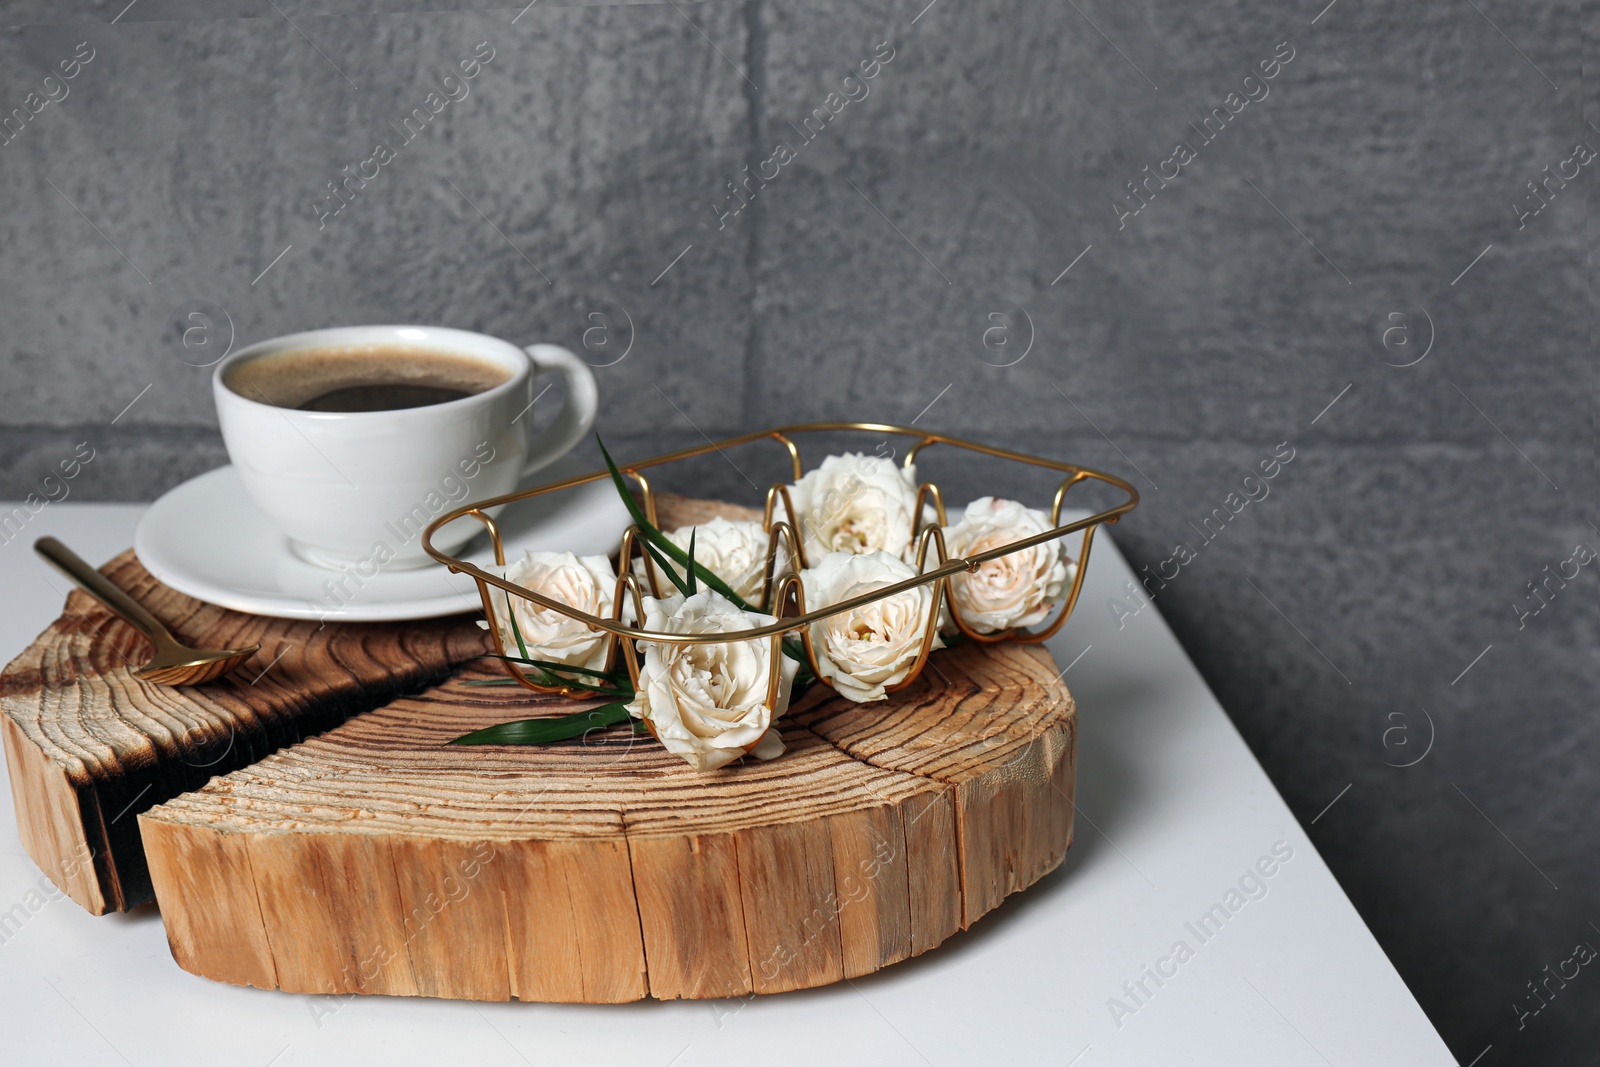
[{"x1": 135, "y1": 457, "x2": 632, "y2": 621}]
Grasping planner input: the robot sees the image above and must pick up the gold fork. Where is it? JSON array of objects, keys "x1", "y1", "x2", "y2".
[{"x1": 34, "y1": 536, "x2": 260, "y2": 686}]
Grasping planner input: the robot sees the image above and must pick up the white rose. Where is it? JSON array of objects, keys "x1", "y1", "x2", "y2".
[
  {"x1": 483, "y1": 550, "x2": 616, "y2": 672},
  {"x1": 626, "y1": 590, "x2": 798, "y2": 771},
  {"x1": 784, "y1": 453, "x2": 921, "y2": 563},
  {"x1": 943, "y1": 497, "x2": 1074, "y2": 634},
  {"x1": 633, "y1": 516, "x2": 775, "y2": 605},
  {"x1": 801, "y1": 550, "x2": 943, "y2": 702}
]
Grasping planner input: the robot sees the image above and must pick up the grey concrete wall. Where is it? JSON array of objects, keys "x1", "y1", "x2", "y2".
[{"x1": 1, "y1": 0, "x2": 1593, "y2": 1059}]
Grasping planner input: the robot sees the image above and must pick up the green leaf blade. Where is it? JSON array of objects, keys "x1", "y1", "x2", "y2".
[
  {"x1": 686, "y1": 528, "x2": 699, "y2": 595},
  {"x1": 644, "y1": 537, "x2": 694, "y2": 598},
  {"x1": 494, "y1": 656, "x2": 622, "y2": 681},
  {"x1": 447, "y1": 702, "x2": 634, "y2": 746},
  {"x1": 596, "y1": 435, "x2": 758, "y2": 611},
  {"x1": 503, "y1": 592, "x2": 531, "y2": 660}
]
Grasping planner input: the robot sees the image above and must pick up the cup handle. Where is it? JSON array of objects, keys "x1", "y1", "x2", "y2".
[{"x1": 519, "y1": 344, "x2": 600, "y2": 479}]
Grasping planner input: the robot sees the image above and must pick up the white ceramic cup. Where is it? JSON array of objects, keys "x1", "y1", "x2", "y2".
[{"x1": 213, "y1": 325, "x2": 599, "y2": 570}]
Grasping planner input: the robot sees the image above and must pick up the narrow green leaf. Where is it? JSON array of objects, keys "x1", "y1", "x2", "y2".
[
  {"x1": 674, "y1": 541, "x2": 744, "y2": 606},
  {"x1": 494, "y1": 656, "x2": 622, "y2": 682},
  {"x1": 596, "y1": 436, "x2": 811, "y2": 669},
  {"x1": 686, "y1": 528, "x2": 699, "y2": 595},
  {"x1": 495, "y1": 655, "x2": 634, "y2": 695},
  {"x1": 560, "y1": 686, "x2": 635, "y2": 699},
  {"x1": 684, "y1": 527, "x2": 697, "y2": 598},
  {"x1": 447, "y1": 702, "x2": 634, "y2": 746},
  {"x1": 464, "y1": 674, "x2": 632, "y2": 698},
  {"x1": 597, "y1": 433, "x2": 659, "y2": 533},
  {"x1": 645, "y1": 536, "x2": 694, "y2": 598},
  {"x1": 503, "y1": 592, "x2": 531, "y2": 660},
  {"x1": 496, "y1": 594, "x2": 635, "y2": 693},
  {"x1": 596, "y1": 435, "x2": 755, "y2": 610}
]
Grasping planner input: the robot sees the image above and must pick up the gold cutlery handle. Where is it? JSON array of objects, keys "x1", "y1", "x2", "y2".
[{"x1": 34, "y1": 536, "x2": 177, "y2": 649}]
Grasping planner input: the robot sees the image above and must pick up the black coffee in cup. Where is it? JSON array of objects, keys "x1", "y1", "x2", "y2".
[{"x1": 224, "y1": 345, "x2": 511, "y2": 413}]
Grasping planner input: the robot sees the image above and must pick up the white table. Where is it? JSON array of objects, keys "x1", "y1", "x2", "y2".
[{"x1": 0, "y1": 503, "x2": 1453, "y2": 1066}]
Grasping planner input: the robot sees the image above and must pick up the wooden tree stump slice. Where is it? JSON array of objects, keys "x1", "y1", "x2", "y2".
[
  {"x1": 2, "y1": 493, "x2": 1077, "y2": 1001},
  {"x1": 140, "y1": 639, "x2": 1075, "y2": 1002}
]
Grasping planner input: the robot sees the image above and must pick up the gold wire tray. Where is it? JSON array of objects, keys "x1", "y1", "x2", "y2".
[{"x1": 422, "y1": 423, "x2": 1139, "y2": 703}]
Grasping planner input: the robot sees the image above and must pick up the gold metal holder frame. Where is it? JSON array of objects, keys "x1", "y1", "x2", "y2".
[{"x1": 422, "y1": 423, "x2": 1140, "y2": 703}]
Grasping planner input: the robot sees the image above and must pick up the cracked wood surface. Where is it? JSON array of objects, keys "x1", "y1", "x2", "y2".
[{"x1": 1, "y1": 553, "x2": 490, "y2": 914}]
